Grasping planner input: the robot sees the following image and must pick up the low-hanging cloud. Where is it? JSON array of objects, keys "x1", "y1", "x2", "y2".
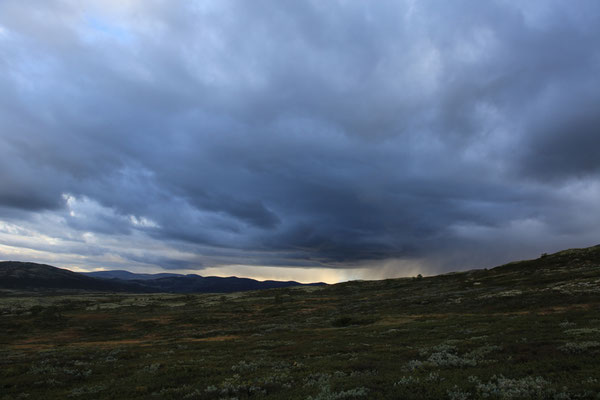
[{"x1": 1, "y1": 0, "x2": 599, "y2": 280}]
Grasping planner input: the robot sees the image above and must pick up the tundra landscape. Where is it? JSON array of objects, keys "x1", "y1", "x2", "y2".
[
  {"x1": 2, "y1": 1, "x2": 600, "y2": 399},
  {"x1": 2, "y1": 246, "x2": 600, "y2": 399}
]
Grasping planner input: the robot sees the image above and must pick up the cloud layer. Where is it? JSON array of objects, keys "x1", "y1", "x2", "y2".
[{"x1": 1, "y1": 0, "x2": 599, "y2": 281}]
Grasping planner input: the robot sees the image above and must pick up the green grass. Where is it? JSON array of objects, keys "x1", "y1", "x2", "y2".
[{"x1": 1, "y1": 246, "x2": 600, "y2": 399}]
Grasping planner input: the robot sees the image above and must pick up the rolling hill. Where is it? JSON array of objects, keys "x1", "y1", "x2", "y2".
[
  {"x1": 83, "y1": 270, "x2": 183, "y2": 280},
  {"x1": 0, "y1": 261, "x2": 154, "y2": 292}
]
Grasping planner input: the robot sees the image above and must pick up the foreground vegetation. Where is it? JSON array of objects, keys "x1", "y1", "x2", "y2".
[{"x1": 1, "y1": 246, "x2": 600, "y2": 399}]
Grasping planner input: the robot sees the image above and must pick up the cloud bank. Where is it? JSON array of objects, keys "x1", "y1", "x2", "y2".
[{"x1": 1, "y1": 0, "x2": 599, "y2": 281}]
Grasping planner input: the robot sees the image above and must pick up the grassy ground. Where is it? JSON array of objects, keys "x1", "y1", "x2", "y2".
[{"x1": 1, "y1": 246, "x2": 600, "y2": 399}]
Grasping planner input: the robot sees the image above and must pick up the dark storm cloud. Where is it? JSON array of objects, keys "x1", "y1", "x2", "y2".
[
  {"x1": 518, "y1": 89, "x2": 600, "y2": 181},
  {"x1": 1, "y1": 0, "x2": 600, "y2": 275}
]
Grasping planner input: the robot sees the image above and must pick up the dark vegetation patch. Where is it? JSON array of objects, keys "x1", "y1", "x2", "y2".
[{"x1": 331, "y1": 316, "x2": 377, "y2": 327}]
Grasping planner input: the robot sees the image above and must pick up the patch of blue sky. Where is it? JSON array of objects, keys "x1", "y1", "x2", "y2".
[{"x1": 81, "y1": 14, "x2": 132, "y2": 44}]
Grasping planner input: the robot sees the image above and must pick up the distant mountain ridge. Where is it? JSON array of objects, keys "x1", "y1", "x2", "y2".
[
  {"x1": 0, "y1": 262, "x2": 325, "y2": 293},
  {"x1": 83, "y1": 270, "x2": 183, "y2": 281}
]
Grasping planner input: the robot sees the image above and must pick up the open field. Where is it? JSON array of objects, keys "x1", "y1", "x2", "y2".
[{"x1": 1, "y1": 247, "x2": 600, "y2": 399}]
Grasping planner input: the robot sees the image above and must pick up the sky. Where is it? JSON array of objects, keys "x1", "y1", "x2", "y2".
[{"x1": 1, "y1": 0, "x2": 599, "y2": 283}]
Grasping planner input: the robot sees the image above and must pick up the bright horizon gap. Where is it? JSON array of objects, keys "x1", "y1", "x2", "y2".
[{"x1": 63, "y1": 264, "x2": 422, "y2": 285}]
